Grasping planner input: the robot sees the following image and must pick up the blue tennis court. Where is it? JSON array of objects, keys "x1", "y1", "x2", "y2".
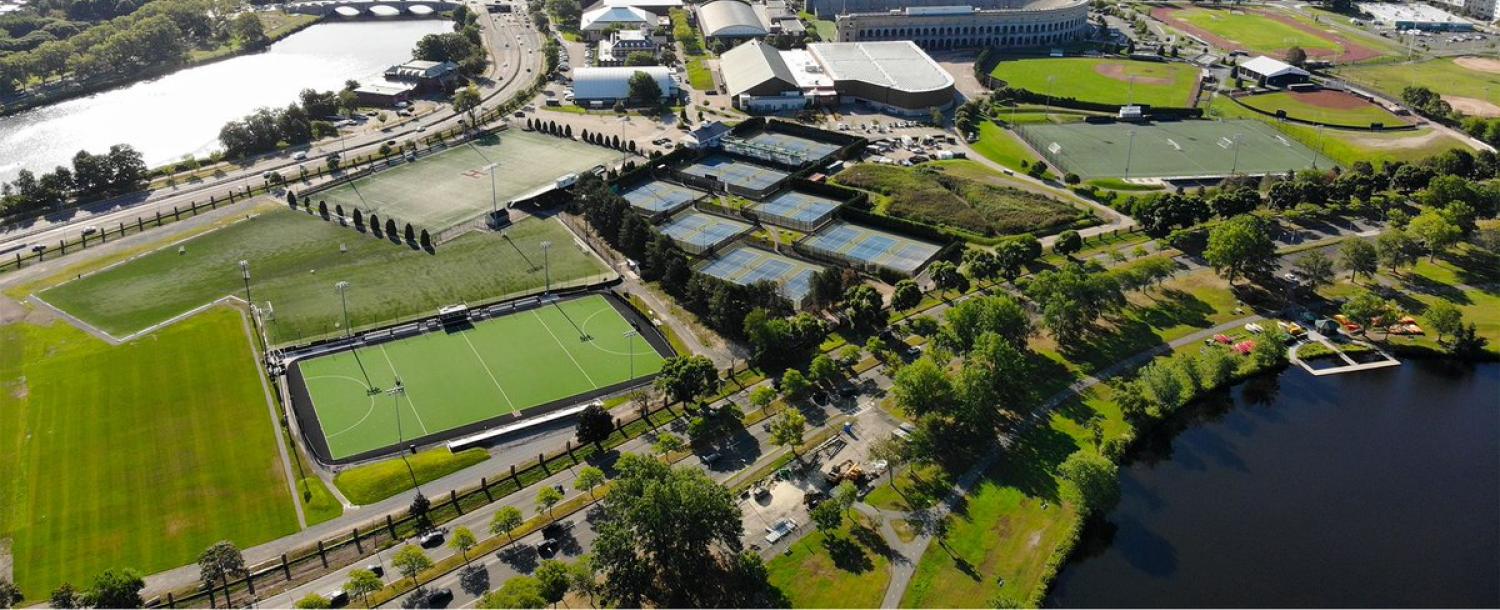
[
  {"x1": 621, "y1": 180, "x2": 704, "y2": 214},
  {"x1": 801, "y1": 221, "x2": 941, "y2": 275},
  {"x1": 697, "y1": 243, "x2": 824, "y2": 306},
  {"x1": 679, "y1": 155, "x2": 790, "y2": 193},
  {"x1": 744, "y1": 132, "x2": 841, "y2": 163},
  {"x1": 659, "y1": 211, "x2": 753, "y2": 253},
  {"x1": 751, "y1": 190, "x2": 843, "y2": 230}
]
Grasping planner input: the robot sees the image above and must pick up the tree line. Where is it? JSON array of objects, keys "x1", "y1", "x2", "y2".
[
  {"x1": 0, "y1": 144, "x2": 147, "y2": 216},
  {"x1": 217, "y1": 86, "x2": 355, "y2": 158},
  {"x1": 1402, "y1": 85, "x2": 1500, "y2": 147}
]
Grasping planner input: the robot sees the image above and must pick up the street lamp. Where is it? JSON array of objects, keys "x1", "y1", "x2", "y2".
[
  {"x1": 540, "y1": 240, "x2": 552, "y2": 293},
  {"x1": 624, "y1": 329, "x2": 639, "y2": 378}
]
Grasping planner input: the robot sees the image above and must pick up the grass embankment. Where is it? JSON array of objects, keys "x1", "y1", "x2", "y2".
[
  {"x1": 333, "y1": 448, "x2": 491, "y2": 505},
  {"x1": 299, "y1": 477, "x2": 344, "y2": 526},
  {"x1": 990, "y1": 58, "x2": 1201, "y2": 108},
  {"x1": 187, "y1": 12, "x2": 320, "y2": 62},
  {"x1": 832, "y1": 161, "x2": 1085, "y2": 238},
  {"x1": 1206, "y1": 96, "x2": 1468, "y2": 166},
  {"x1": 970, "y1": 122, "x2": 1045, "y2": 176},
  {"x1": 766, "y1": 512, "x2": 892, "y2": 609},
  {"x1": 36, "y1": 212, "x2": 608, "y2": 344},
  {"x1": 0, "y1": 308, "x2": 298, "y2": 596},
  {"x1": 1237, "y1": 91, "x2": 1405, "y2": 126}
]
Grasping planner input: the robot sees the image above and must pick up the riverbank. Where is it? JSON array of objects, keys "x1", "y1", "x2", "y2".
[{"x1": 0, "y1": 11, "x2": 322, "y2": 118}]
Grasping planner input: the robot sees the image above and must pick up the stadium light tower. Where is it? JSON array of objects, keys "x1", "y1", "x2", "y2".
[
  {"x1": 540, "y1": 241, "x2": 552, "y2": 293},
  {"x1": 1230, "y1": 133, "x2": 1243, "y2": 175},
  {"x1": 485, "y1": 163, "x2": 499, "y2": 213},
  {"x1": 624, "y1": 329, "x2": 639, "y2": 378},
  {"x1": 240, "y1": 260, "x2": 267, "y2": 356},
  {"x1": 1123, "y1": 129, "x2": 1137, "y2": 179},
  {"x1": 335, "y1": 281, "x2": 354, "y2": 338}
]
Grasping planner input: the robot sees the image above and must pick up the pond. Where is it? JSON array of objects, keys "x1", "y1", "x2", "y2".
[
  {"x1": 0, "y1": 19, "x2": 451, "y2": 182},
  {"x1": 1048, "y1": 361, "x2": 1500, "y2": 608}
]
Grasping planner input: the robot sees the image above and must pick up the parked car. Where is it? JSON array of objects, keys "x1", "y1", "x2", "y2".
[{"x1": 419, "y1": 530, "x2": 444, "y2": 547}]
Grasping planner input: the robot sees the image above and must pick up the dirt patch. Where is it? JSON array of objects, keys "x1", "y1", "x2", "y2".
[
  {"x1": 1345, "y1": 129, "x2": 1447, "y2": 150},
  {"x1": 1454, "y1": 56, "x2": 1500, "y2": 74},
  {"x1": 1287, "y1": 89, "x2": 1374, "y2": 110},
  {"x1": 8, "y1": 376, "x2": 27, "y2": 400},
  {"x1": 1094, "y1": 63, "x2": 1173, "y2": 86},
  {"x1": 1444, "y1": 95, "x2": 1500, "y2": 118},
  {"x1": 0, "y1": 295, "x2": 25, "y2": 325}
]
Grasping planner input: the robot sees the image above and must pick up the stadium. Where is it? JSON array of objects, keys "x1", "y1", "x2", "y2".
[{"x1": 819, "y1": 0, "x2": 1091, "y2": 51}]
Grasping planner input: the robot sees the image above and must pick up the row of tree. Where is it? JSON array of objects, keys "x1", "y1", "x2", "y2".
[
  {"x1": 217, "y1": 86, "x2": 355, "y2": 158},
  {"x1": 0, "y1": 568, "x2": 145, "y2": 609},
  {"x1": 0, "y1": 144, "x2": 147, "y2": 215}
]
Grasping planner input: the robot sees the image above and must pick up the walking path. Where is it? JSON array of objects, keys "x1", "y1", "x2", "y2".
[{"x1": 958, "y1": 140, "x2": 1137, "y2": 247}]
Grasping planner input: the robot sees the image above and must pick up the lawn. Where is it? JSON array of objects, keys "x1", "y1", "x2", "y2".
[
  {"x1": 1171, "y1": 7, "x2": 1340, "y2": 56},
  {"x1": 1337, "y1": 57, "x2": 1500, "y2": 107},
  {"x1": 37, "y1": 210, "x2": 610, "y2": 345},
  {"x1": 970, "y1": 121, "x2": 1045, "y2": 175},
  {"x1": 0, "y1": 308, "x2": 298, "y2": 596},
  {"x1": 832, "y1": 162, "x2": 1085, "y2": 238},
  {"x1": 990, "y1": 58, "x2": 1200, "y2": 108},
  {"x1": 299, "y1": 477, "x2": 344, "y2": 526},
  {"x1": 1236, "y1": 91, "x2": 1405, "y2": 127},
  {"x1": 333, "y1": 448, "x2": 491, "y2": 505},
  {"x1": 1206, "y1": 96, "x2": 1469, "y2": 166},
  {"x1": 298, "y1": 294, "x2": 667, "y2": 459},
  {"x1": 766, "y1": 512, "x2": 892, "y2": 609}
]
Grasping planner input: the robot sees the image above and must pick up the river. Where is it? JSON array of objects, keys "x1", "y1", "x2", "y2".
[
  {"x1": 0, "y1": 19, "x2": 451, "y2": 183},
  {"x1": 1048, "y1": 361, "x2": 1500, "y2": 608}
]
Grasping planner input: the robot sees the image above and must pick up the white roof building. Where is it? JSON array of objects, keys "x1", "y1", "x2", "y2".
[
  {"x1": 698, "y1": 0, "x2": 770, "y2": 37},
  {"x1": 571, "y1": 66, "x2": 679, "y2": 102},
  {"x1": 1239, "y1": 55, "x2": 1311, "y2": 80},
  {"x1": 580, "y1": 5, "x2": 654, "y2": 32}
]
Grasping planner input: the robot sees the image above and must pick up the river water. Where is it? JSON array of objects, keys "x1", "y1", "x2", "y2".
[
  {"x1": 0, "y1": 19, "x2": 451, "y2": 182},
  {"x1": 1048, "y1": 361, "x2": 1500, "y2": 608}
]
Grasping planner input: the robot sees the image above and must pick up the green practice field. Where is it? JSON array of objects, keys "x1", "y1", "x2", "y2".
[
  {"x1": 38, "y1": 209, "x2": 610, "y2": 345},
  {"x1": 0, "y1": 309, "x2": 297, "y2": 595},
  {"x1": 1236, "y1": 90, "x2": 1406, "y2": 126},
  {"x1": 311, "y1": 130, "x2": 619, "y2": 232},
  {"x1": 297, "y1": 294, "x2": 666, "y2": 459},
  {"x1": 1170, "y1": 7, "x2": 1339, "y2": 56},
  {"x1": 1016, "y1": 119, "x2": 1325, "y2": 179},
  {"x1": 1337, "y1": 57, "x2": 1500, "y2": 111},
  {"x1": 990, "y1": 58, "x2": 1201, "y2": 108}
]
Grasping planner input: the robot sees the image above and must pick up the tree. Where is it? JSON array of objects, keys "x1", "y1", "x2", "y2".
[
  {"x1": 449, "y1": 526, "x2": 478, "y2": 566},
  {"x1": 50, "y1": 583, "x2": 79, "y2": 609},
  {"x1": 867, "y1": 436, "x2": 908, "y2": 485},
  {"x1": 653, "y1": 355, "x2": 719, "y2": 407},
  {"x1": 0, "y1": 580, "x2": 19, "y2": 609},
  {"x1": 1284, "y1": 45, "x2": 1308, "y2": 67},
  {"x1": 392, "y1": 545, "x2": 433, "y2": 585},
  {"x1": 628, "y1": 70, "x2": 663, "y2": 106},
  {"x1": 891, "y1": 356, "x2": 955, "y2": 418},
  {"x1": 490, "y1": 505, "x2": 525, "y2": 546},
  {"x1": 481, "y1": 575, "x2": 546, "y2": 609},
  {"x1": 1406, "y1": 209, "x2": 1460, "y2": 260},
  {"x1": 770, "y1": 408, "x2": 807, "y2": 456},
  {"x1": 197, "y1": 541, "x2": 246, "y2": 596},
  {"x1": 1053, "y1": 230, "x2": 1083, "y2": 258},
  {"x1": 592, "y1": 454, "x2": 781, "y2": 607},
  {"x1": 575, "y1": 403, "x2": 614, "y2": 448},
  {"x1": 1293, "y1": 250, "x2": 1335, "y2": 292},
  {"x1": 1424, "y1": 301, "x2": 1463, "y2": 344},
  {"x1": 83, "y1": 568, "x2": 144, "y2": 609},
  {"x1": 928, "y1": 260, "x2": 968, "y2": 294},
  {"x1": 964, "y1": 249, "x2": 1001, "y2": 285},
  {"x1": 568, "y1": 556, "x2": 602, "y2": 607},
  {"x1": 841, "y1": 284, "x2": 886, "y2": 331},
  {"x1": 575, "y1": 465, "x2": 607, "y2": 498},
  {"x1": 1204, "y1": 215, "x2": 1276, "y2": 285},
  {"x1": 809, "y1": 500, "x2": 843, "y2": 533},
  {"x1": 1058, "y1": 449, "x2": 1120, "y2": 515},
  {"x1": 453, "y1": 84, "x2": 482, "y2": 128},
  {"x1": 652, "y1": 432, "x2": 686, "y2": 457},
  {"x1": 345, "y1": 569, "x2": 383, "y2": 607},
  {"x1": 938, "y1": 295, "x2": 1032, "y2": 352},
  {"x1": 1448, "y1": 322, "x2": 1489, "y2": 358},
  {"x1": 537, "y1": 485, "x2": 564, "y2": 520},
  {"x1": 229, "y1": 12, "x2": 268, "y2": 47},
  {"x1": 624, "y1": 50, "x2": 657, "y2": 66},
  {"x1": 780, "y1": 368, "x2": 811, "y2": 401},
  {"x1": 295, "y1": 594, "x2": 332, "y2": 609},
  {"x1": 890, "y1": 279, "x2": 921, "y2": 311},
  {"x1": 1343, "y1": 290, "x2": 1394, "y2": 338},
  {"x1": 1340, "y1": 238, "x2": 1378, "y2": 282},
  {"x1": 1377, "y1": 229, "x2": 1418, "y2": 275},
  {"x1": 749, "y1": 386, "x2": 776, "y2": 412},
  {"x1": 535, "y1": 560, "x2": 571, "y2": 607},
  {"x1": 808, "y1": 354, "x2": 839, "y2": 387}
]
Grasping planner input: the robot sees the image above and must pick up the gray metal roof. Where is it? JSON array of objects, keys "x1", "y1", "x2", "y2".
[
  {"x1": 698, "y1": 0, "x2": 768, "y2": 36},
  {"x1": 807, "y1": 41, "x2": 955, "y2": 93},
  {"x1": 720, "y1": 40, "x2": 799, "y2": 97}
]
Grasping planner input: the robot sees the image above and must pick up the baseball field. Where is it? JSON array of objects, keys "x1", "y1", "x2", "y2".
[
  {"x1": 990, "y1": 58, "x2": 1201, "y2": 108},
  {"x1": 1155, "y1": 6, "x2": 1383, "y2": 63},
  {"x1": 1337, "y1": 57, "x2": 1500, "y2": 118},
  {"x1": 1236, "y1": 90, "x2": 1407, "y2": 126}
]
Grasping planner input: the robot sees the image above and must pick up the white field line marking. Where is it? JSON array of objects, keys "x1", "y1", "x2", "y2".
[
  {"x1": 460, "y1": 331, "x2": 518, "y2": 412},
  {"x1": 379, "y1": 344, "x2": 431, "y2": 435},
  {"x1": 311, "y1": 374, "x2": 382, "y2": 439},
  {"x1": 532, "y1": 309, "x2": 598, "y2": 388}
]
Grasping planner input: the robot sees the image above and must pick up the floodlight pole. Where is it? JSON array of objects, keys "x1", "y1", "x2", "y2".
[
  {"x1": 1230, "y1": 133, "x2": 1242, "y2": 175},
  {"x1": 387, "y1": 380, "x2": 421, "y2": 494},
  {"x1": 540, "y1": 241, "x2": 552, "y2": 293},
  {"x1": 1312, "y1": 124, "x2": 1325, "y2": 170},
  {"x1": 336, "y1": 281, "x2": 353, "y2": 338},
  {"x1": 487, "y1": 163, "x2": 499, "y2": 214},
  {"x1": 240, "y1": 260, "x2": 267, "y2": 357},
  {"x1": 624, "y1": 330, "x2": 638, "y2": 378},
  {"x1": 1124, "y1": 129, "x2": 1136, "y2": 179}
]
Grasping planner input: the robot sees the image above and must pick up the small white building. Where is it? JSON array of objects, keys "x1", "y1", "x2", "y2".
[
  {"x1": 571, "y1": 66, "x2": 679, "y2": 105},
  {"x1": 1238, "y1": 55, "x2": 1311, "y2": 88}
]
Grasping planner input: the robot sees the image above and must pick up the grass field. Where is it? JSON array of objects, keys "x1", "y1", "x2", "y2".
[
  {"x1": 333, "y1": 448, "x2": 490, "y2": 504},
  {"x1": 1017, "y1": 119, "x2": 1324, "y2": 179},
  {"x1": 1337, "y1": 57, "x2": 1500, "y2": 110},
  {"x1": 311, "y1": 130, "x2": 618, "y2": 232},
  {"x1": 990, "y1": 58, "x2": 1201, "y2": 108},
  {"x1": 38, "y1": 210, "x2": 610, "y2": 345},
  {"x1": 1236, "y1": 90, "x2": 1405, "y2": 126},
  {"x1": 971, "y1": 122, "x2": 1047, "y2": 176},
  {"x1": 0, "y1": 308, "x2": 297, "y2": 596},
  {"x1": 765, "y1": 512, "x2": 892, "y2": 609},
  {"x1": 832, "y1": 162, "x2": 1084, "y2": 237},
  {"x1": 299, "y1": 294, "x2": 666, "y2": 459},
  {"x1": 1207, "y1": 96, "x2": 1469, "y2": 165},
  {"x1": 1168, "y1": 7, "x2": 1340, "y2": 57}
]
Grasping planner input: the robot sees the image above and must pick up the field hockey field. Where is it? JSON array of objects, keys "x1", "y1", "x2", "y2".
[
  {"x1": 37, "y1": 208, "x2": 610, "y2": 345},
  {"x1": 1236, "y1": 90, "x2": 1407, "y2": 126},
  {"x1": 311, "y1": 130, "x2": 619, "y2": 232},
  {"x1": 0, "y1": 308, "x2": 297, "y2": 596},
  {"x1": 1017, "y1": 119, "x2": 1324, "y2": 179},
  {"x1": 294, "y1": 293, "x2": 667, "y2": 460},
  {"x1": 990, "y1": 58, "x2": 1201, "y2": 108}
]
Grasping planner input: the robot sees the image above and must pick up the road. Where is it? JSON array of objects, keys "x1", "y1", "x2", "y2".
[{"x1": 0, "y1": 0, "x2": 546, "y2": 255}]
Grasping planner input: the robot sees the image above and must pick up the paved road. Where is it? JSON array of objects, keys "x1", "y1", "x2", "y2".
[{"x1": 0, "y1": 0, "x2": 543, "y2": 255}]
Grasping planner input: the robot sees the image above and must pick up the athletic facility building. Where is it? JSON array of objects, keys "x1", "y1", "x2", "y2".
[
  {"x1": 1016, "y1": 119, "x2": 1326, "y2": 180},
  {"x1": 571, "y1": 66, "x2": 679, "y2": 105},
  {"x1": 1238, "y1": 56, "x2": 1311, "y2": 88},
  {"x1": 817, "y1": 0, "x2": 1090, "y2": 51},
  {"x1": 287, "y1": 292, "x2": 673, "y2": 462},
  {"x1": 721, "y1": 40, "x2": 956, "y2": 114}
]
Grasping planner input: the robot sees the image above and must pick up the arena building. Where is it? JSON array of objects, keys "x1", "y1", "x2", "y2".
[
  {"x1": 720, "y1": 40, "x2": 956, "y2": 114},
  {"x1": 826, "y1": 1, "x2": 1090, "y2": 51}
]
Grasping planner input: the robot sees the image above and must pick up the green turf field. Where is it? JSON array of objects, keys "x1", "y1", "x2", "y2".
[
  {"x1": 1016, "y1": 119, "x2": 1325, "y2": 179},
  {"x1": 0, "y1": 308, "x2": 297, "y2": 596},
  {"x1": 311, "y1": 130, "x2": 619, "y2": 232},
  {"x1": 1337, "y1": 57, "x2": 1500, "y2": 105},
  {"x1": 990, "y1": 58, "x2": 1201, "y2": 108},
  {"x1": 38, "y1": 209, "x2": 611, "y2": 345},
  {"x1": 299, "y1": 294, "x2": 666, "y2": 459},
  {"x1": 1172, "y1": 7, "x2": 1339, "y2": 55},
  {"x1": 1236, "y1": 91, "x2": 1405, "y2": 126}
]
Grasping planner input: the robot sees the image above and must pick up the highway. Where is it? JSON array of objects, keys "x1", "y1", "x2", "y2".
[{"x1": 0, "y1": 0, "x2": 546, "y2": 257}]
